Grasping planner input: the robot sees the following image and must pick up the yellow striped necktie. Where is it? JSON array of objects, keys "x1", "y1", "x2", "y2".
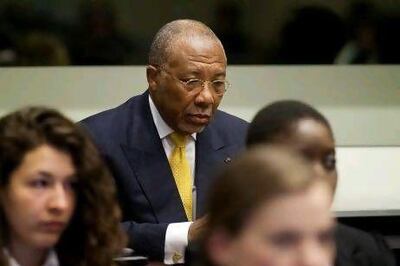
[{"x1": 169, "y1": 132, "x2": 193, "y2": 221}]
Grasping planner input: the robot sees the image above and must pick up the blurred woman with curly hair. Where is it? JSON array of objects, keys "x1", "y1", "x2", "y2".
[{"x1": 0, "y1": 106, "x2": 126, "y2": 266}]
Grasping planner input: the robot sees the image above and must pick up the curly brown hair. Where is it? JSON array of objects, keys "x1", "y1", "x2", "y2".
[{"x1": 0, "y1": 106, "x2": 126, "y2": 266}]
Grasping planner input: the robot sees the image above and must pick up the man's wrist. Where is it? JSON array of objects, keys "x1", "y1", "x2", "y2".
[{"x1": 164, "y1": 222, "x2": 192, "y2": 265}]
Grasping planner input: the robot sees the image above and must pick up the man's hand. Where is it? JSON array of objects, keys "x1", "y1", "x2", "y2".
[{"x1": 188, "y1": 215, "x2": 208, "y2": 243}]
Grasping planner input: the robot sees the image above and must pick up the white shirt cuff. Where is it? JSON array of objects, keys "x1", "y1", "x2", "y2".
[{"x1": 164, "y1": 222, "x2": 192, "y2": 264}]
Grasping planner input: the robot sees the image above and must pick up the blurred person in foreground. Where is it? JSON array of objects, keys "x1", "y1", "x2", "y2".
[
  {"x1": 0, "y1": 107, "x2": 125, "y2": 266},
  {"x1": 246, "y1": 100, "x2": 396, "y2": 266},
  {"x1": 197, "y1": 145, "x2": 335, "y2": 266}
]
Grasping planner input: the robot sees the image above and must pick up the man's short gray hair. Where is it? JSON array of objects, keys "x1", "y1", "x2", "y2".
[{"x1": 148, "y1": 19, "x2": 224, "y2": 66}]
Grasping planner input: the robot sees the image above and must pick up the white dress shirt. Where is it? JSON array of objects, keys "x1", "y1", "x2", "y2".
[
  {"x1": 3, "y1": 248, "x2": 59, "y2": 266},
  {"x1": 148, "y1": 96, "x2": 195, "y2": 265}
]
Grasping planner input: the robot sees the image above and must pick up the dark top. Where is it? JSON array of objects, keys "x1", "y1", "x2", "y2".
[{"x1": 335, "y1": 223, "x2": 396, "y2": 266}]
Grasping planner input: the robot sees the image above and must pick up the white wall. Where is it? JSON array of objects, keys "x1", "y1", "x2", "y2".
[
  {"x1": 1, "y1": 66, "x2": 399, "y2": 214},
  {"x1": 333, "y1": 146, "x2": 400, "y2": 216},
  {"x1": 1, "y1": 66, "x2": 399, "y2": 145}
]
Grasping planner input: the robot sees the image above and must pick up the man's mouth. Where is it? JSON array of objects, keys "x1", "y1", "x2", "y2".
[{"x1": 187, "y1": 114, "x2": 211, "y2": 124}]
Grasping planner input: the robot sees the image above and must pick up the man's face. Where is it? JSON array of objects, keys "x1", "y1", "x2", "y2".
[
  {"x1": 286, "y1": 119, "x2": 338, "y2": 193},
  {"x1": 148, "y1": 37, "x2": 227, "y2": 134}
]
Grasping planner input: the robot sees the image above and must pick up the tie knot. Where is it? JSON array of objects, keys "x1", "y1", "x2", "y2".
[{"x1": 170, "y1": 132, "x2": 187, "y2": 148}]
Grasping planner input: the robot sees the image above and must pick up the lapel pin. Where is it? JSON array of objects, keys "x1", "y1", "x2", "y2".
[{"x1": 224, "y1": 157, "x2": 232, "y2": 163}]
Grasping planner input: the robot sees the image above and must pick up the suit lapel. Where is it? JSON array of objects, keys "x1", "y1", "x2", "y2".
[
  {"x1": 121, "y1": 92, "x2": 187, "y2": 223},
  {"x1": 195, "y1": 125, "x2": 229, "y2": 216}
]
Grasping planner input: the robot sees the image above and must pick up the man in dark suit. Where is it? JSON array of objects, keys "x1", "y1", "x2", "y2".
[{"x1": 81, "y1": 19, "x2": 248, "y2": 264}]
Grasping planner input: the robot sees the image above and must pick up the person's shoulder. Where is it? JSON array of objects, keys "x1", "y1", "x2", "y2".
[
  {"x1": 80, "y1": 95, "x2": 146, "y2": 127},
  {"x1": 337, "y1": 223, "x2": 379, "y2": 245},
  {"x1": 213, "y1": 110, "x2": 248, "y2": 130},
  {"x1": 202, "y1": 110, "x2": 248, "y2": 147},
  {"x1": 210, "y1": 110, "x2": 248, "y2": 138},
  {"x1": 83, "y1": 94, "x2": 142, "y2": 122},
  {"x1": 336, "y1": 223, "x2": 396, "y2": 266},
  {"x1": 80, "y1": 93, "x2": 145, "y2": 140}
]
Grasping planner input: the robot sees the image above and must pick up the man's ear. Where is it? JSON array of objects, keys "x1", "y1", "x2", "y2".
[{"x1": 146, "y1": 65, "x2": 158, "y2": 92}]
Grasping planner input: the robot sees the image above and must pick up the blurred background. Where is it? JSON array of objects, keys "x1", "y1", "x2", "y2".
[{"x1": 0, "y1": 0, "x2": 399, "y2": 66}]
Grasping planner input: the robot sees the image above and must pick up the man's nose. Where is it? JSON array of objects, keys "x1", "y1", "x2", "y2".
[{"x1": 194, "y1": 82, "x2": 215, "y2": 106}]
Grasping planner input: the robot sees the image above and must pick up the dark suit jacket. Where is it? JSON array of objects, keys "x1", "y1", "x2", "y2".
[
  {"x1": 335, "y1": 223, "x2": 396, "y2": 266},
  {"x1": 81, "y1": 91, "x2": 248, "y2": 260}
]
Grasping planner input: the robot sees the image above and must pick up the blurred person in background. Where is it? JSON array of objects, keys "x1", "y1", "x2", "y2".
[
  {"x1": 277, "y1": 6, "x2": 346, "y2": 64},
  {"x1": 70, "y1": 0, "x2": 134, "y2": 65},
  {"x1": 246, "y1": 100, "x2": 396, "y2": 266},
  {"x1": 17, "y1": 31, "x2": 70, "y2": 66},
  {"x1": 335, "y1": 2, "x2": 379, "y2": 64}
]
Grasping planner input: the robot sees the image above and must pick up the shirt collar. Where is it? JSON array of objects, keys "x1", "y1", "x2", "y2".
[{"x1": 148, "y1": 95, "x2": 196, "y2": 140}]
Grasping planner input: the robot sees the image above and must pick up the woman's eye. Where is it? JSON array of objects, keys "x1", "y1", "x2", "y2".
[
  {"x1": 269, "y1": 233, "x2": 298, "y2": 248},
  {"x1": 30, "y1": 179, "x2": 50, "y2": 188}
]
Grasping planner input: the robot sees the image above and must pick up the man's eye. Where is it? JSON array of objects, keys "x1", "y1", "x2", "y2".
[
  {"x1": 185, "y1": 79, "x2": 203, "y2": 88},
  {"x1": 324, "y1": 154, "x2": 336, "y2": 171},
  {"x1": 212, "y1": 80, "x2": 226, "y2": 89}
]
